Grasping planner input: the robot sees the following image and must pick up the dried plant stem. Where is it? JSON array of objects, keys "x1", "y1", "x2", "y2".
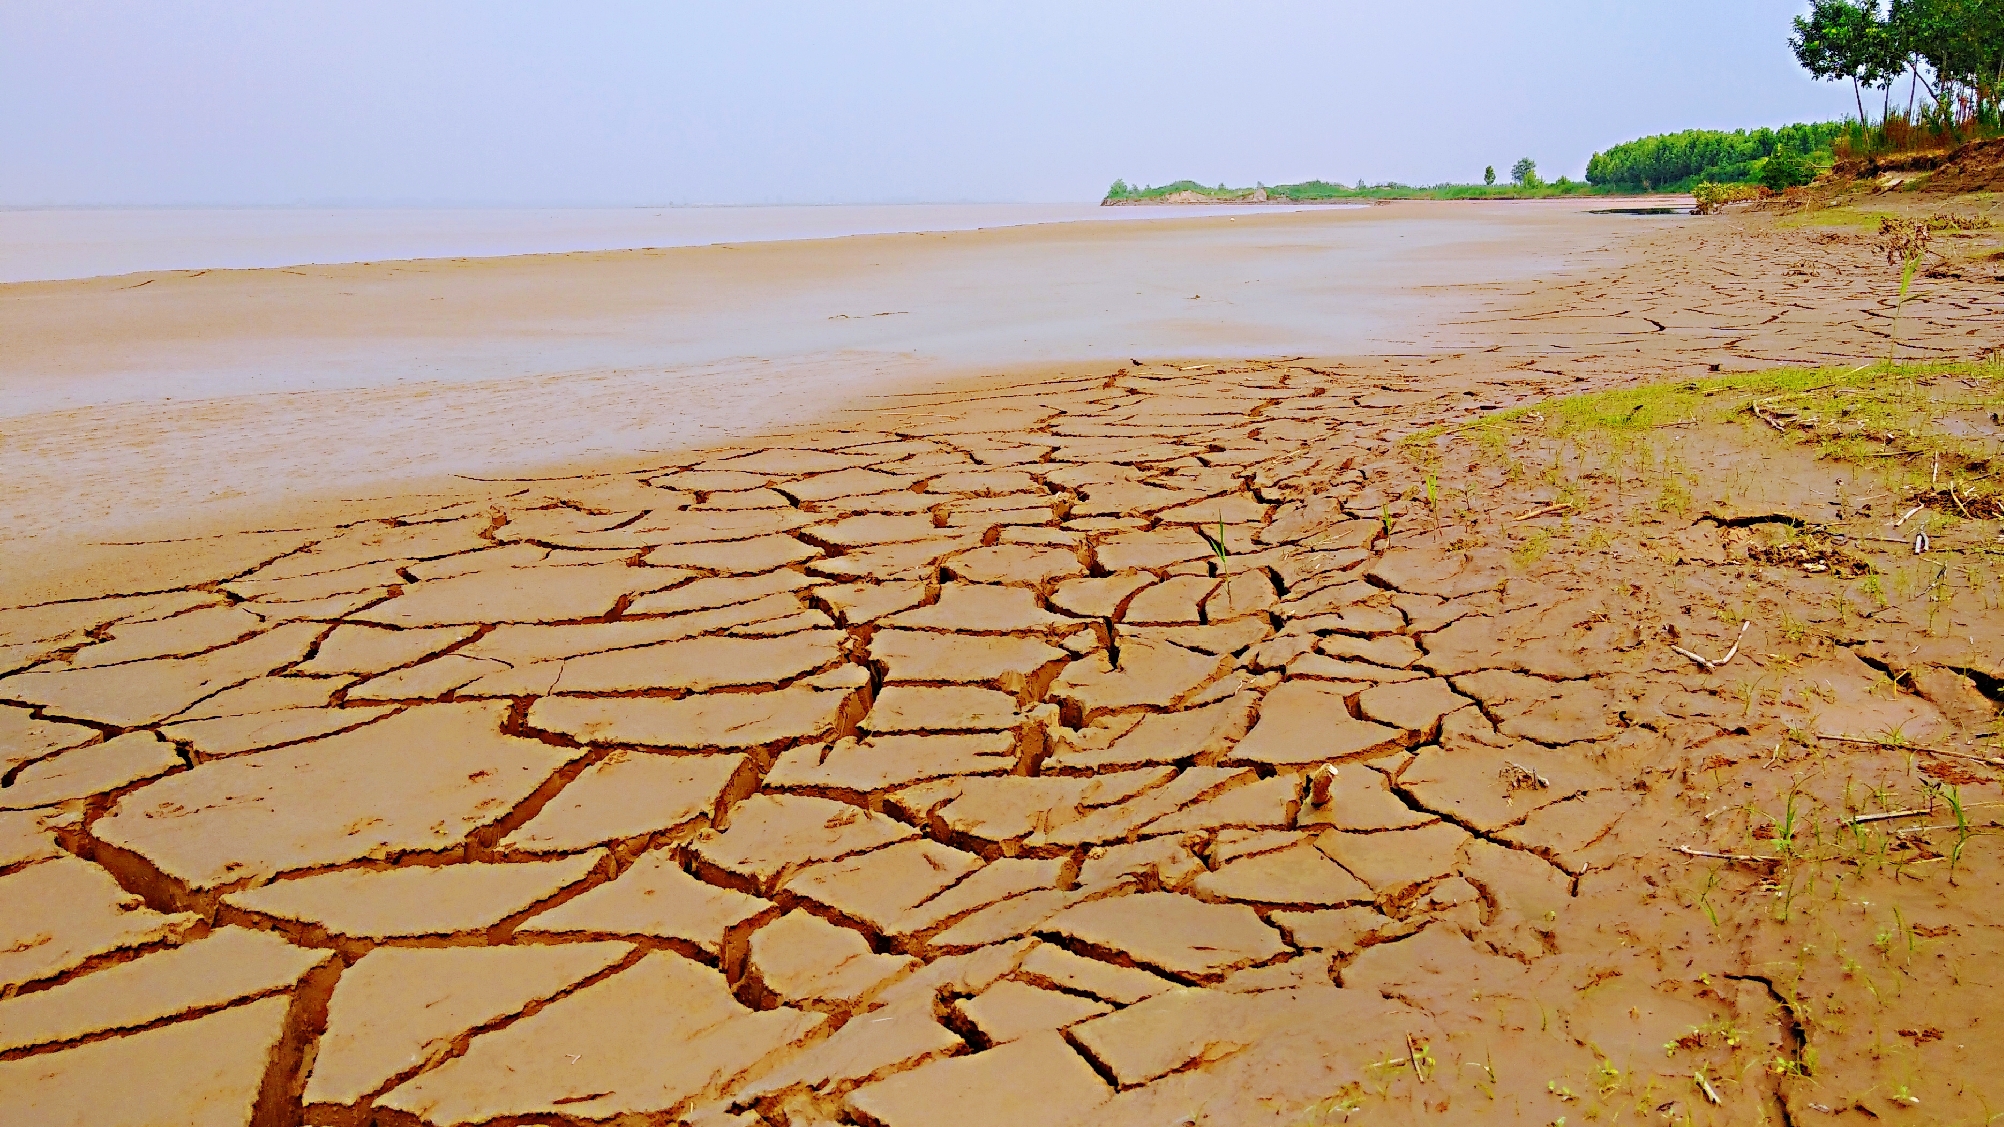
[{"x1": 1669, "y1": 620, "x2": 1751, "y2": 670}]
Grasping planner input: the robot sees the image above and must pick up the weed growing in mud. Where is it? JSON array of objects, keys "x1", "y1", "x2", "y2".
[
  {"x1": 1513, "y1": 529, "x2": 1555, "y2": 568},
  {"x1": 1291, "y1": 1085, "x2": 1365, "y2": 1125},
  {"x1": 1656, "y1": 474, "x2": 1693, "y2": 517},
  {"x1": 1779, "y1": 606, "x2": 1812, "y2": 642},
  {"x1": 1880, "y1": 219, "x2": 1934, "y2": 361},
  {"x1": 1925, "y1": 781, "x2": 1972, "y2": 884},
  {"x1": 1859, "y1": 573, "x2": 1888, "y2": 607}
]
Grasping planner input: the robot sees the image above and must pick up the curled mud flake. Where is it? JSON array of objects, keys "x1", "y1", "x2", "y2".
[
  {"x1": 0, "y1": 925, "x2": 330, "y2": 1056},
  {"x1": 376, "y1": 951, "x2": 823, "y2": 1124},
  {"x1": 690, "y1": 794, "x2": 916, "y2": 896},
  {"x1": 863, "y1": 685, "x2": 1023, "y2": 735},
  {"x1": 528, "y1": 680, "x2": 865, "y2": 751},
  {"x1": 845, "y1": 1029, "x2": 1110, "y2": 1127},
  {"x1": 741, "y1": 909, "x2": 913, "y2": 1012},
  {"x1": 0, "y1": 993, "x2": 291, "y2": 1126},
  {"x1": 779, "y1": 838, "x2": 983, "y2": 936},
  {"x1": 518, "y1": 852, "x2": 771, "y2": 963},
  {"x1": 221, "y1": 851, "x2": 606, "y2": 941},
  {"x1": 349, "y1": 562, "x2": 692, "y2": 628},
  {"x1": 953, "y1": 979, "x2": 1111, "y2": 1046},
  {"x1": 1049, "y1": 638, "x2": 1231, "y2": 723},
  {"x1": 868, "y1": 630, "x2": 1070, "y2": 700},
  {"x1": 1307, "y1": 764, "x2": 1339, "y2": 806},
  {"x1": 766, "y1": 732, "x2": 1018, "y2": 797},
  {"x1": 0, "y1": 856, "x2": 199, "y2": 993},
  {"x1": 0, "y1": 622, "x2": 323, "y2": 729},
  {"x1": 1041, "y1": 892, "x2": 1286, "y2": 984},
  {"x1": 1229, "y1": 681, "x2": 1408, "y2": 769},
  {"x1": 1192, "y1": 842, "x2": 1374, "y2": 910},
  {"x1": 0, "y1": 732, "x2": 182, "y2": 812},
  {"x1": 94, "y1": 702, "x2": 583, "y2": 892},
  {"x1": 1314, "y1": 822, "x2": 1470, "y2": 900},
  {"x1": 470, "y1": 629, "x2": 846, "y2": 696},
  {"x1": 1299, "y1": 763, "x2": 1436, "y2": 832},
  {"x1": 0, "y1": 811, "x2": 64, "y2": 872},
  {"x1": 302, "y1": 938, "x2": 633, "y2": 1106},
  {"x1": 732, "y1": 994, "x2": 962, "y2": 1105}
]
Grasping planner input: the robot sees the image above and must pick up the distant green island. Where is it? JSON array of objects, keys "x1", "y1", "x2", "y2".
[{"x1": 1103, "y1": 121, "x2": 1854, "y2": 204}]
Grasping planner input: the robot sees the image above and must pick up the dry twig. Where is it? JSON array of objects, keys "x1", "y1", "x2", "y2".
[
  {"x1": 1406, "y1": 1033, "x2": 1428, "y2": 1085},
  {"x1": 1669, "y1": 620, "x2": 1750, "y2": 670},
  {"x1": 1513, "y1": 503, "x2": 1570, "y2": 522},
  {"x1": 1747, "y1": 401, "x2": 1789, "y2": 432},
  {"x1": 1815, "y1": 733, "x2": 2004, "y2": 767},
  {"x1": 1674, "y1": 846, "x2": 1780, "y2": 865}
]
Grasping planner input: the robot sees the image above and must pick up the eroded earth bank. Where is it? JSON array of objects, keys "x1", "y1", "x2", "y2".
[{"x1": 1, "y1": 200, "x2": 2002, "y2": 1126}]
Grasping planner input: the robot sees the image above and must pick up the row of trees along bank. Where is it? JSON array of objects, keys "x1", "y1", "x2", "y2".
[{"x1": 1792, "y1": 0, "x2": 2003, "y2": 134}]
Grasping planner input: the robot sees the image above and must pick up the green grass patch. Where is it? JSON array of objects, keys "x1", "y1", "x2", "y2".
[
  {"x1": 1454, "y1": 361, "x2": 2002, "y2": 438},
  {"x1": 1403, "y1": 360, "x2": 2004, "y2": 517}
]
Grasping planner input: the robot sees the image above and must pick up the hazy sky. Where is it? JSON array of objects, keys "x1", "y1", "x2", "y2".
[{"x1": 2, "y1": 1, "x2": 1858, "y2": 206}]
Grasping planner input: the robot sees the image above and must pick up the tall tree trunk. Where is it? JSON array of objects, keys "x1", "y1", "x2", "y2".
[{"x1": 1854, "y1": 77, "x2": 1867, "y2": 124}]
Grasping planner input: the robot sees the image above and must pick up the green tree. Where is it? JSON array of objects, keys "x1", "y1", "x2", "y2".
[
  {"x1": 1584, "y1": 123, "x2": 1847, "y2": 188},
  {"x1": 1890, "y1": 0, "x2": 2004, "y2": 125},
  {"x1": 1484, "y1": 165, "x2": 1496, "y2": 185},
  {"x1": 1510, "y1": 158, "x2": 1538, "y2": 186},
  {"x1": 1791, "y1": 0, "x2": 1902, "y2": 122}
]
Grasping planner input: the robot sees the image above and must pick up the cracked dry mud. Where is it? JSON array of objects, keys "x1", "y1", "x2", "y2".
[{"x1": 1, "y1": 209, "x2": 2002, "y2": 1126}]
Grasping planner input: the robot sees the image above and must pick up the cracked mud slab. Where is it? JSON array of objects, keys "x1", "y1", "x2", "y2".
[{"x1": 0, "y1": 202, "x2": 2001, "y2": 1125}]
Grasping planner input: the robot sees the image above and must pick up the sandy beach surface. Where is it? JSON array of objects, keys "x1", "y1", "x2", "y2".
[
  {"x1": 6, "y1": 202, "x2": 1625, "y2": 550},
  {"x1": 1, "y1": 196, "x2": 2001, "y2": 1126},
  {"x1": 0, "y1": 203, "x2": 1359, "y2": 284}
]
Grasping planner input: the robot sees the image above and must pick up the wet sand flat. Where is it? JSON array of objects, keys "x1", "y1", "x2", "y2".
[
  {"x1": 3, "y1": 202, "x2": 1625, "y2": 547},
  {"x1": 0, "y1": 201, "x2": 2001, "y2": 1125}
]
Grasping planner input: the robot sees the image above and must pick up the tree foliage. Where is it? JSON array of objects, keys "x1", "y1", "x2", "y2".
[
  {"x1": 1791, "y1": 0, "x2": 2004, "y2": 126},
  {"x1": 1584, "y1": 123, "x2": 1847, "y2": 189},
  {"x1": 1510, "y1": 158, "x2": 1538, "y2": 186}
]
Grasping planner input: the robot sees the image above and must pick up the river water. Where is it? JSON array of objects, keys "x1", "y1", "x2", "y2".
[{"x1": 0, "y1": 203, "x2": 1346, "y2": 283}]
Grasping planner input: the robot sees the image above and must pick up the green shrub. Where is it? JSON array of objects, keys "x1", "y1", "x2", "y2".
[
  {"x1": 1759, "y1": 147, "x2": 1817, "y2": 190},
  {"x1": 1691, "y1": 182, "x2": 1769, "y2": 214}
]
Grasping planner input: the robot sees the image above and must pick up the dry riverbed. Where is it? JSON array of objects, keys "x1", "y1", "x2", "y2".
[{"x1": 0, "y1": 200, "x2": 2000, "y2": 1125}]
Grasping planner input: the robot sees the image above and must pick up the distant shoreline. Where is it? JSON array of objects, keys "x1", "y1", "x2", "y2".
[{"x1": 1101, "y1": 193, "x2": 1377, "y2": 207}]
